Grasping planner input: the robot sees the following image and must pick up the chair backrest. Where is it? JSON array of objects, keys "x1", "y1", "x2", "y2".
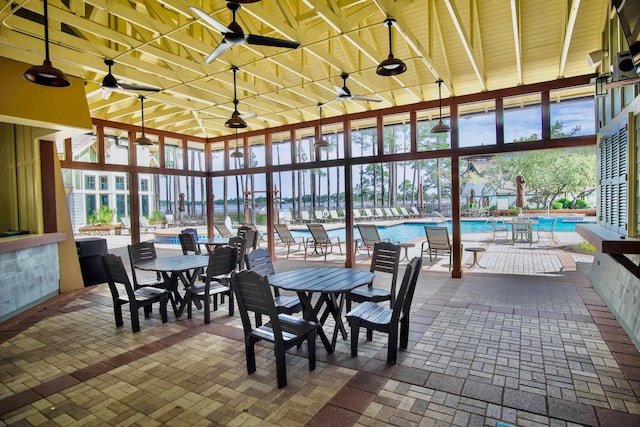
[
  {"x1": 215, "y1": 223, "x2": 233, "y2": 238},
  {"x1": 121, "y1": 217, "x2": 131, "y2": 229},
  {"x1": 364, "y1": 208, "x2": 374, "y2": 217},
  {"x1": 238, "y1": 227, "x2": 257, "y2": 251},
  {"x1": 370, "y1": 241, "x2": 401, "y2": 293},
  {"x1": 232, "y1": 270, "x2": 283, "y2": 340},
  {"x1": 374, "y1": 208, "x2": 384, "y2": 217},
  {"x1": 179, "y1": 231, "x2": 201, "y2": 255},
  {"x1": 228, "y1": 236, "x2": 246, "y2": 269},
  {"x1": 101, "y1": 253, "x2": 136, "y2": 302},
  {"x1": 314, "y1": 210, "x2": 326, "y2": 221},
  {"x1": 274, "y1": 224, "x2": 294, "y2": 242},
  {"x1": 301, "y1": 211, "x2": 311, "y2": 221},
  {"x1": 400, "y1": 207, "x2": 410, "y2": 216},
  {"x1": 353, "y1": 209, "x2": 362, "y2": 219},
  {"x1": 424, "y1": 226, "x2": 451, "y2": 251},
  {"x1": 203, "y1": 245, "x2": 237, "y2": 282},
  {"x1": 329, "y1": 210, "x2": 341, "y2": 220},
  {"x1": 165, "y1": 214, "x2": 175, "y2": 226},
  {"x1": 513, "y1": 220, "x2": 531, "y2": 231},
  {"x1": 182, "y1": 227, "x2": 198, "y2": 238},
  {"x1": 357, "y1": 224, "x2": 382, "y2": 245},
  {"x1": 307, "y1": 223, "x2": 329, "y2": 242},
  {"x1": 127, "y1": 241, "x2": 159, "y2": 287},
  {"x1": 140, "y1": 217, "x2": 151, "y2": 227},
  {"x1": 411, "y1": 207, "x2": 420, "y2": 216},
  {"x1": 245, "y1": 248, "x2": 276, "y2": 277},
  {"x1": 392, "y1": 257, "x2": 422, "y2": 323}
]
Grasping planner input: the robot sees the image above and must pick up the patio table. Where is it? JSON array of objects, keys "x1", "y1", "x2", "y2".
[
  {"x1": 136, "y1": 254, "x2": 209, "y2": 317},
  {"x1": 269, "y1": 267, "x2": 374, "y2": 353}
]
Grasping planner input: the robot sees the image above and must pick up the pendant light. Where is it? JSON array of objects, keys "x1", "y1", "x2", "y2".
[
  {"x1": 314, "y1": 104, "x2": 329, "y2": 148},
  {"x1": 23, "y1": 0, "x2": 71, "y2": 87},
  {"x1": 225, "y1": 66, "x2": 248, "y2": 129},
  {"x1": 230, "y1": 129, "x2": 244, "y2": 158},
  {"x1": 431, "y1": 79, "x2": 451, "y2": 133},
  {"x1": 376, "y1": 18, "x2": 406, "y2": 76},
  {"x1": 134, "y1": 96, "x2": 153, "y2": 146}
]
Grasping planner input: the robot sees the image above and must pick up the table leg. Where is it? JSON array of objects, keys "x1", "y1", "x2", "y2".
[
  {"x1": 162, "y1": 272, "x2": 181, "y2": 317},
  {"x1": 296, "y1": 291, "x2": 335, "y2": 354}
]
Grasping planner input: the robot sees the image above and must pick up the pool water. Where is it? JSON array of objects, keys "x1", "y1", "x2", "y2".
[{"x1": 291, "y1": 217, "x2": 595, "y2": 242}]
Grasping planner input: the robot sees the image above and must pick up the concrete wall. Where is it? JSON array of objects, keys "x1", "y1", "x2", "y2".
[
  {"x1": 590, "y1": 253, "x2": 640, "y2": 349},
  {"x1": 0, "y1": 242, "x2": 60, "y2": 322}
]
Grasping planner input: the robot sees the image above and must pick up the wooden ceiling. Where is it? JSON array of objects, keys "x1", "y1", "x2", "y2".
[{"x1": 0, "y1": 0, "x2": 608, "y2": 138}]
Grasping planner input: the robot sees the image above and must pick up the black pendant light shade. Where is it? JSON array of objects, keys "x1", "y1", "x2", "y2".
[
  {"x1": 431, "y1": 79, "x2": 451, "y2": 133},
  {"x1": 24, "y1": 0, "x2": 70, "y2": 87},
  {"x1": 314, "y1": 104, "x2": 329, "y2": 148},
  {"x1": 134, "y1": 96, "x2": 154, "y2": 146},
  {"x1": 230, "y1": 129, "x2": 244, "y2": 157},
  {"x1": 376, "y1": 18, "x2": 406, "y2": 77}
]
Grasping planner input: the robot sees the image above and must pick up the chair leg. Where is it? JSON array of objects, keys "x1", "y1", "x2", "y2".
[
  {"x1": 228, "y1": 291, "x2": 234, "y2": 316},
  {"x1": 346, "y1": 298, "x2": 352, "y2": 312},
  {"x1": 246, "y1": 340, "x2": 257, "y2": 374},
  {"x1": 350, "y1": 321, "x2": 359, "y2": 357},
  {"x1": 204, "y1": 296, "x2": 210, "y2": 324},
  {"x1": 275, "y1": 347, "x2": 288, "y2": 388},
  {"x1": 143, "y1": 305, "x2": 151, "y2": 318},
  {"x1": 387, "y1": 329, "x2": 398, "y2": 364},
  {"x1": 366, "y1": 328, "x2": 373, "y2": 341},
  {"x1": 308, "y1": 329, "x2": 317, "y2": 371},
  {"x1": 113, "y1": 302, "x2": 124, "y2": 327},
  {"x1": 400, "y1": 316, "x2": 409, "y2": 348},
  {"x1": 160, "y1": 296, "x2": 168, "y2": 324},
  {"x1": 187, "y1": 294, "x2": 193, "y2": 319},
  {"x1": 130, "y1": 307, "x2": 141, "y2": 333}
]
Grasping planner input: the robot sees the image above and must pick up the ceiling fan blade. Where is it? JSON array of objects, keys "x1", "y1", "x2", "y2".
[
  {"x1": 245, "y1": 34, "x2": 300, "y2": 49},
  {"x1": 118, "y1": 83, "x2": 161, "y2": 92},
  {"x1": 334, "y1": 85, "x2": 349, "y2": 97},
  {"x1": 351, "y1": 95, "x2": 383, "y2": 102},
  {"x1": 205, "y1": 42, "x2": 232, "y2": 63},
  {"x1": 101, "y1": 87, "x2": 113, "y2": 100},
  {"x1": 188, "y1": 6, "x2": 231, "y2": 33},
  {"x1": 240, "y1": 112, "x2": 257, "y2": 119},
  {"x1": 320, "y1": 97, "x2": 339, "y2": 108}
]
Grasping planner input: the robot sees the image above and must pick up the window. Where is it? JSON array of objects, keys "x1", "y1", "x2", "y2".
[
  {"x1": 99, "y1": 176, "x2": 108, "y2": 190},
  {"x1": 100, "y1": 194, "x2": 109, "y2": 207},
  {"x1": 458, "y1": 101, "x2": 496, "y2": 148},
  {"x1": 140, "y1": 179, "x2": 149, "y2": 192},
  {"x1": 84, "y1": 176, "x2": 95, "y2": 190},
  {"x1": 115, "y1": 176, "x2": 125, "y2": 190},
  {"x1": 116, "y1": 194, "x2": 126, "y2": 218}
]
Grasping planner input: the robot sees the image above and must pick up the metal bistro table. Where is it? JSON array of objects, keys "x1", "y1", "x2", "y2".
[
  {"x1": 136, "y1": 254, "x2": 209, "y2": 317},
  {"x1": 268, "y1": 267, "x2": 375, "y2": 353}
]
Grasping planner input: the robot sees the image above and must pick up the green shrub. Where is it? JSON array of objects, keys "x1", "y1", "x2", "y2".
[
  {"x1": 574, "y1": 199, "x2": 589, "y2": 209},
  {"x1": 508, "y1": 207, "x2": 520, "y2": 216},
  {"x1": 552, "y1": 201, "x2": 563, "y2": 210},
  {"x1": 150, "y1": 210, "x2": 164, "y2": 221},
  {"x1": 88, "y1": 205, "x2": 115, "y2": 224}
]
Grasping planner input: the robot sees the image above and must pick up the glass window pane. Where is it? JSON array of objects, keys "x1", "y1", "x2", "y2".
[
  {"x1": 210, "y1": 141, "x2": 225, "y2": 172},
  {"x1": 136, "y1": 135, "x2": 160, "y2": 168},
  {"x1": 351, "y1": 118, "x2": 377, "y2": 158},
  {"x1": 272, "y1": 131, "x2": 292, "y2": 166},
  {"x1": 504, "y1": 94, "x2": 542, "y2": 143},
  {"x1": 72, "y1": 133, "x2": 98, "y2": 163},
  {"x1": 165, "y1": 137, "x2": 183, "y2": 169},
  {"x1": 550, "y1": 88, "x2": 595, "y2": 138},
  {"x1": 295, "y1": 128, "x2": 316, "y2": 164},
  {"x1": 417, "y1": 109, "x2": 450, "y2": 151},
  {"x1": 248, "y1": 135, "x2": 265, "y2": 168},
  {"x1": 458, "y1": 101, "x2": 496, "y2": 148},
  {"x1": 383, "y1": 114, "x2": 410, "y2": 154},
  {"x1": 104, "y1": 128, "x2": 129, "y2": 165},
  {"x1": 187, "y1": 141, "x2": 205, "y2": 171},
  {"x1": 56, "y1": 140, "x2": 65, "y2": 161},
  {"x1": 320, "y1": 122, "x2": 344, "y2": 161}
]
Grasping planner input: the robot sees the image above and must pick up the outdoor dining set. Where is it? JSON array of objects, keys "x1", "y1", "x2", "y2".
[{"x1": 100, "y1": 224, "x2": 423, "y2": 388}]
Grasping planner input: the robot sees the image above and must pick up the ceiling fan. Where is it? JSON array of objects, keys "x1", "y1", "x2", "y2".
[
  {"x1": 188, "y1": 2, "x2": 300, "y2": 64},
  {"x1": 101, "y1": 59, "x2": 161, "y2": 99},
  {"x1": 320, "y1": 73, "x2": 383, "y2": 107}
]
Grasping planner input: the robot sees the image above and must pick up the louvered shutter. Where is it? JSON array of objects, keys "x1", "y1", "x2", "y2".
[{"x1": 598, "y1": 122, "x2": 628, "y2": 234}]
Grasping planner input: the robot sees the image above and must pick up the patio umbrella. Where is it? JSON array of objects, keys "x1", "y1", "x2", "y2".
[
  {"x1": 515, "y1": 174, "x2": 526, "y2": 208},
  {"x1": 470, "y1": 188, "x2": 476, "y2": 206}
]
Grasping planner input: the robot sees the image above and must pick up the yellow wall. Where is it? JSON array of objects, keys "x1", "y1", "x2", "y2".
[{"x1": 0, "y1": 57, "x2": 92, "y2": 139}]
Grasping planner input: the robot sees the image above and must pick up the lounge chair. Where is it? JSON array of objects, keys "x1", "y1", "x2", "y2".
[
  {"x1": 273, "y1": 224, "x2": 306, "y2": 258},
  {"x1": 363, "y1": 208, "x2": 375, "y2": 220},
  {"x1": 329, "y1": 209, "x2": 343, "y2": 222},
  {"x1": 384, "y1": 208, "x2": 400, "y2": 219},
  {"x1": 299, "y1": 211, "x2": 313, "y2": 223},
  {"x1": 214, "y1": 222, "x2": 234, "y2": 238},
  {"x1": 353, "y1": 209, "x2": 363, "y2": 222},
  {"x1": 410, "y1": 207, "x2": 422, "y2": 218},
  {"x1": 120, "y1": 217, "x2": 132, "y2": 235},
  {"x1": 355, "y1": 224, "x2": 389, "y2": 257},
  {"x1": 314, "y1": 210, "x2": 328, "y2": 223},
  {"x1": 139, "y1": 217, "x2": 156, "y2": 232},
  {"x1": 373, "y1": 208, "x2": 385, "y2": 219},
  {"x1": 399, "y1": 207, "x2": 417, "y2": 218},
  {"x1": 305, "y1": 224, "x2": 343, "y2": 260},
  {"x1": 420, "y1": 226, "x2": 453, "y2": 271}
]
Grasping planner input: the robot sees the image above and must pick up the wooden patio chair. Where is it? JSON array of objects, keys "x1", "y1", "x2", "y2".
[
  {"x1": 346, "y1": 257, "x2": 422, "y2": 364},
  {"x1": 184, "y1": 245, "x2": 237, "y2": 323},
  {"x1": 421, "y1": 226, "x2": 452, "y2": 271},
  {"x1": 127, "y1": 241, "x2": 165, "y2": 290},
  {"x1": 305, "y1": 224, "x2": 343, "y2": 260},
  {"x1": 274, "y1": 224, "x2": 306, "y2": 258},
  {"x1": 346, "y1": 241, "x2": 401, "y2": 312},
  {"x1": 101, "y1": 253, "x2": 169, "y2": 333},
  {"x1": 232, "y1": 269, "x2": 317, "y2": 388},
  {"x1": 244, "y1": 248, "x2": 302, "y2": 318},
  {"x1": 179, "y1": 230, "x2": 201, "y2": 255}
]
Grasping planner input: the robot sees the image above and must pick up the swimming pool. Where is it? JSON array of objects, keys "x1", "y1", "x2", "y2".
[
  {"x1": 290, "y1": 217, "x2": 596, "y2": 242},
  {"x1": 155, "y1": 217, "x2": 595, "y2": 245}
]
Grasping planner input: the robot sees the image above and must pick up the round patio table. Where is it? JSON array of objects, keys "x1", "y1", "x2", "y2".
[{"x1": 465, "y1": 247, "x2": 486, "y2": 269}]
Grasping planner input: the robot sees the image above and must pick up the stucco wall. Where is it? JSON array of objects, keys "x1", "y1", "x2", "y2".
[{"x1": 590, "y1": 252, "x2": 640, "y2": 349}]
